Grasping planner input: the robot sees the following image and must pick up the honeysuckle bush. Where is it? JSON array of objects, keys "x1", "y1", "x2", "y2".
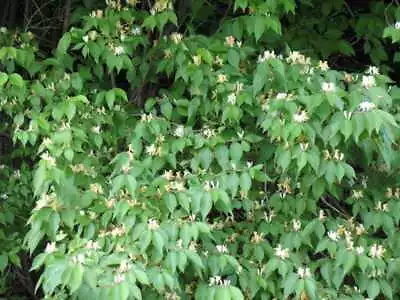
[{"x1": 0, "y1": 0, "x2": 400, "y2": 299}]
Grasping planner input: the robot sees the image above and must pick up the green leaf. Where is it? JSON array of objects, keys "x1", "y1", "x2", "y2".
[
  {"x1": 139, "y1": 230, "x2": 152, "y2": 253},
  {"x1": 367, "y1": 279, "x2": 380, "y2": 299},
  {"x1": 304, "y1": 279, "x2": 317, "y2": 300},
  {"x1": 30, "y1": 253, "x2": 46, "y2": 271},
  {"x1": 199, "y1": 148, "x2": 213, "y2": 169},
  {"x1": 130, "y1": 285, "x2": 142, "y2": 300},
  {"x1": 9, "y1": 73, "x2": 24, "y2": 87},
  {"x1": 324, "y1": 161, "x2": 336, "y2": 185},
  {"x1": 0, "y1": 254, "x2": 8, "y2": 272},
  {"x1": 230, "y1": 143, "x2": 243, "y2": 163},
  {"x1": 0, "y1": 72, "x2": 8, "y2": 86},
  {"x1": 214, "y1": 287, "x2": 231, "y2": 300},
  {"x1": 216, "y1": 145, "x2": 229, "y2": 169},
  {"x1": 68, "y1": 264, "x2": 84, "y2": 293},
  {"x1": 106, "y1": 90, "x2": 116, "y2": 108},
  {"x1": 161, "y1": 101, "x2": 173, "y2": 119},
  {"x1": 343, "y1": 252, "x2": 356, "y2": 274},
  {"x1": 57, "y1": 33, "x2": 71, "y2": 55},
  {"x1": 152, "y1": 231, "x2": 165, "y2": 253},
  {"x1": 124, "y1": 175, "x2": 137, "y2": 197},
  {"x1": 254, "y1": 16, "x2": 266, "y2": 41},
  {"x1": 283, "y1": 273, "x2": 298, "y2": 298},
  {"x1": 340, "y1": 119, "x2": 352, "y2": 140},
  {"x1": 133, "y1": 267, "x2": 149, "y2": 285},
  {"x1": 337, "y1": 40, "x2": 355, "y2": 55},
  {"x1": 229, "y1": 287, "x2": 244, "y2": 300},
  {"x1": 65, "y1": 102, "x2": 76, "y2": 121},
  {"x1": 201, "y1": 192, "x2": 212, "y2": 219},
  {"x1": 239, "y1": 172, "x2": 252, "y2": 193},
  {"x1": 253, "y1": 63, "x2": 268, "y2": 96},
  {"x1": 228, "y1": 49, "x2": 240, "y2": 69},
  {"x1": 278, "y1": 150, "x2": 291, "y2": 171},
  {"x1": 164, "y1": 193, "x2": 177, "y2": 213},
  {"x1": 64, "y1": 148, "x2": 74, "y2": 161},
  {"x1": 110, "y1": 175, "x2": 125, "y2": 196},
  {"x1": 380, "y1": 279, "x2": 393, "y2": 299},
  {"x1": 33, "y1": 164, "x2": 46, "y2": 196}
]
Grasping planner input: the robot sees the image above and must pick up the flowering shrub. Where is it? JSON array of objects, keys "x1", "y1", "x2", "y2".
[{"x1": 0, "y1": 0, "x2": 400, "y2": 299}]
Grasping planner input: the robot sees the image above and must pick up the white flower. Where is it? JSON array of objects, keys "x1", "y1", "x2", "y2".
[
  {"x1": 118, "y1": 260, "x2": 132, "y2": 273},
  {"x1": 352, "y1": 190, "x2": 364, "y2": 199},
  {"x1": 162, "y1": 170, "x2": 175, "y2": 181},
  {"x1": 0, "y1": 27, "x2": 7, "y2": 34},
  {"x1": 201, "y1": 128, "x2": 216, "y2": 139},
  {"x1": 355, "y1": 246, "x2": 364, "y2": 255},
  {"x1": 369, "y1": 244, "x2": 385, "y2": 259},
  {"x1": 274, "y1": 244, "x2": 290, "y2": 260},
  {"x1": 0, "y1": 193, "x2": 8, "y2": 199},
  {"x1": 174, "y1": 125, "x2": 185, "y2": 137},
  {"x1": 319, "y1": 60, "x2": 329, "y2": 71},
  {"x1": 355, "y1": 224, "x2": 365, "y2": 235},
  {"x1": 225, "y1": 36, "x2": 235, "y2": 47},
  {"x1": 293, "y1": 110, "x2": 309, "y2": 123},
  {"x1": 132, "y1": 26, "x2": 142, "y2": 35},
  {"x1": 227, "y1": 93, "x2": 236, "y2": 105},
  {"x1": 258, "y1": 50, "x2": 276, "y2": 63},
  {"x1": 148, "y1": 218, "x2": 160, "y2": 231},
  {"x1": 375, "y1": 201, "x2": 389, "y2": 212},
  {"x1": 114, "y1": 273, "x2": 125, "y2": 284},
  {"x1": 343, "y1": 110, "x2": 352, "y2": 120},
  {"x1": 235, "y1": 82, "x2": 244, "y2": 93},
  {"x1": 328, "y1": 231, "x2": 339, "y2": 242},
  {"x1": 13, "y1": 170, "x2": 21, "y2": 178},
  {"x1": 395, "y1": 21, "x2": 400, "y2": 30},
  {"x1": 170, "y1": 181, "x2": 186, "y2": 191},
  {"x1": 82, "y1": 35, "x2": 89, "y2": 43},
  {"x1": 86, "y1": 240, "x2": 100, "y2": 250},
  {"x1": 88, "y1": 31, "x2": 97, "y2": 41},
  {"x1": 297, "y1": 267, "x2": 311, "y2": 279},
  {"x1": 209, "y1": 276, "x2": 222, "y2": 286},
  {"x1": 91, "y1": 126, "x2": 101, "y2": 134},
  {"x1": 41, "y1": 152, "x2": 56, "y2": 166},
  {"x1": 146, "y1": 144, "x2": 158, "y2": 156},
  {"x1": 276, "y1": 93, "x2": 287, "y2": 100},
  {"x1": 333, "y1": 149, "x2": 344, "y2": 161},
  {"x1": 189, "y1": 241, "x2": 197, "y2": 251},
  {"x1": 192, "y1": 55, "x2": 201, "y2": 66},
  {"x1": 300, "y1": 143, "x2": 309, "y2": 152},
  {"x1": 322, "y1": 82, "x2": 335, "y2": 93},
  {"x1": 292, "y1": 219, "x2": 301, "y2": 232},
  {"x1": 216, "y1": 244, "x2": 228, "y2": 254},
  {"x1": 90, "y1": 183, "x2": 103, "y2": 194},
  {"x1": 114, "y1": 46, "x2": 125, "y2": 56},
  {"x1": 366, "y1": 66, "x2": 379, "y2": 75},
  {"x1": 361, "y1": 75, "x2": 375, "y2": 89},
  {"x1": 72, "y1": 254, "x2": 85, "y2": 264},
  {"x1": 287, "y1": 51, "x2": 309, "y2": 65},
  {"x1": 359, "y1": 101, "x2": 376, "y2": 112},
  {"x1": 45, "y1": 242, "x2": 57, "y2": 254},
  {"x1": 217, "y1": 74, "x2": 227, "y2": 83},
  {"x1": 170, "y1": 32, "x2": 183, "y2": 44},
  {"x1": 222, "y1": 279, "x2": 231, "y2": 286}
]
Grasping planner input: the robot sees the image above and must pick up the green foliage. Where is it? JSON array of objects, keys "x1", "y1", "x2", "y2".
[{"x1": 0, "y1": 0, "x2": 400, "y2": 299}]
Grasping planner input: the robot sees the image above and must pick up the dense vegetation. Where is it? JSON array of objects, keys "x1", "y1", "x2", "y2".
[{"x1": 0, "y1": 0, "x2": 400, "y2": 299}]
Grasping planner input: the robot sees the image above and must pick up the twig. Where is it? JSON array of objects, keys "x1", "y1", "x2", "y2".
[
  {"x1": 321, "y1": 196, "x2": 349, "y2": 219},
  {"x1": 62, "y1": 0, "x2": 72, "y2": 33},
  {"x1": 343, "y1": 1, "x2": 354, "y2": 18},
  {"x1": 24, "y1": 0, "x2": 32, "y2": 31}
]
